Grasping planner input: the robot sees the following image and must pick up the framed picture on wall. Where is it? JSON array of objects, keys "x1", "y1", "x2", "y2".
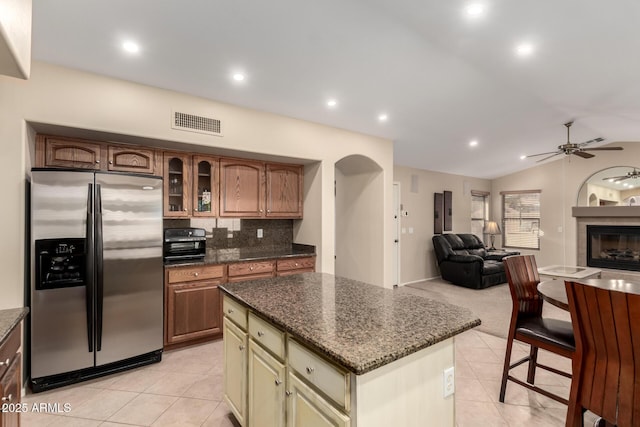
[
  {"x1": 444, "y1": 190, "x2": 452, "y2": 231},
  {"x1": 434, "y1": 192, "x2": 443, "y2": 234}
]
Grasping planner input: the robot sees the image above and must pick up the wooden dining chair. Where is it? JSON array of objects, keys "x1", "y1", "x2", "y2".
[
  {"x1": 499, "y1": 255, "x2": 575, "y2": 404},
  {"x1": 565, "y1": 280, "x2": 640, "y2": 427}
]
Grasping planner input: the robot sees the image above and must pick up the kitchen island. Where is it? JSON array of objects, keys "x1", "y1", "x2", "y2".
[{"x1": 220, "y1": 273, "x2": 480, "y2": 427}]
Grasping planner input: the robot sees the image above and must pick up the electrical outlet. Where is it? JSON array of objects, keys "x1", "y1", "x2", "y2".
[
  {"x1": 443, "y1": 367, "x2": 455, "y2": 397},
  {"x1": 257, "y1": 229, "x2": 263, "y2": 239}
]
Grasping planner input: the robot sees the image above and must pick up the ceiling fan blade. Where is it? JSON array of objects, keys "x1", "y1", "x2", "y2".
[
  {"x1": 582, "y1": 147, "x2": 624, "y2": 151},
  {"x1": 602, "y1": 175, "x2": 628, "y2": 181},
  {"x1": 573, "y1": 151, "x2": 595, "y2": 159},
  {"x1": 536, "y1": 152, "x2": 562, "y2": 163},
  {"x1": 527, "y1": 151, "x2": 561, "y2": 158}
]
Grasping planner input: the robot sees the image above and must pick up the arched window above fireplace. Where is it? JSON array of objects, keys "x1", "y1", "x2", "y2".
[{"x1": 577, "y1": 166, "x2": 640, "y2": 206}]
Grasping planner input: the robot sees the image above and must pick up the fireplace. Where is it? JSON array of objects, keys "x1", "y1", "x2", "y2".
[{"x1": 587, "y1": 225, "x2": 640, "y2": 272}]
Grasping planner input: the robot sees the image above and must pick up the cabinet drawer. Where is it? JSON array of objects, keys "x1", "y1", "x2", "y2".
[
  {"x1": 0, "y1": 324, "x2": 21, "y2": 379},
  {"x1": 276, "y1": 257, "x2": 315, "y2": 272},
  {"x1": 223, "y1": 296, "x2": 248, "y2": 330},
  {"x1": 288, "y1": 339, "x2": 350, "y2": 411},
  {"x1": 167, "y1": 264, "x2": 225, "y2": 284},
  {"x1": 228, "y1": 261, "x2": 275, "y2": 277},
  {"x1": 248, "y1": 313, "x2": 285, "y2": 360}
]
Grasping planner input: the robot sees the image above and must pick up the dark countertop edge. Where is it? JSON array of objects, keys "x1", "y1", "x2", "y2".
[
  {"x1": 220, "y1": 287, "x2": 481, "y2": 375},
  {"x1": 0, "y1": 307, "x2": 29, "y2": 344},
  {"x1": 165, "y1": 247, "x2": 316, "y2": 268}
]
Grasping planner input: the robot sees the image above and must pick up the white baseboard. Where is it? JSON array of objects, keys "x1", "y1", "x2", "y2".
[{"x1": 399, "y1": 276, "x2": 442, "y2": 286}]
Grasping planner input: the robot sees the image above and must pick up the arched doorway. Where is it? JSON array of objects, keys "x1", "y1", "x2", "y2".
[{"x1": 334, "y1": 155, "x2": 384, "y2": 286}]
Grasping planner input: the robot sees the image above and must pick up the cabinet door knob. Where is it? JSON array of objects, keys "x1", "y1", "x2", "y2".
[
  {"x1": 194, "y1": 272, "x2": 199, "y2": 277},
  {"x1": 295, "y1": 263, "x2": 299, "y2": 267},
  {"x1": 0, "y1": 358, "x2": 10, "y2": 366},
  {"x1": 1, "y1": 394, "x2": 12, "y2": 402},
  {"x1": 275, "y1": 379, "x2": 282, "y2": 386},
  {"x1": 257, "y1": 331, "x2": 264, "y2": 337},
  {"x1": 239, "y1": 345, "x2": 245, "y2": 351},
  {"x1": 259, "y1": 209, "x2": 263, "y2": 213},
  {"x1": 184, "y1": 208, "x2": 188, "y2": 212},
  {"x1": 109, "y1": 160, "x2": 113, "y2": 164},
  {"x1": 306, "y1": 366, "x2": 314, "y2": 374},
  {"x1": 286, "y1": 391, "x2": 292, "y2": 396},
  {"x1": 95, "y1": 160, "x2": 100, "y2": 164},
  {"x1": 227, "y1": 308, "x2": 234, "y2": 314},
  {"x1": 267, "y1": 210, "x2": 271, "y2": 213}
]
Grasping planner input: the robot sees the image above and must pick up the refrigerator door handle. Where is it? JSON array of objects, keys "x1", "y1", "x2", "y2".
[
  {"x1": 86, "y1": 183, "x2": 94, "y2": 353},
  {"x1": 95, "y1": 183, "x2": 104, "y2": 352}
]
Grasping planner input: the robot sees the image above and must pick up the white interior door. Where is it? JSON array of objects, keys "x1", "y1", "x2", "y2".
[{"x1": 393, "y1": 182, "x2": 401, "y2": 287}]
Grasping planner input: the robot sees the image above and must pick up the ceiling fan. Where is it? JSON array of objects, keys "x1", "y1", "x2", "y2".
[
  {"x1": 602, "y1": 168, "x2": 640, "y2": 182},
  {"x1": 527, "y1": 121, "x2": 623, "y2": 163}
]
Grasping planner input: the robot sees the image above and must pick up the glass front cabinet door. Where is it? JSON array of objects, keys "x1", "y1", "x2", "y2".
[
  {"x1": 192, "y1": 155, "x2": 219, "y2": 217},
  {"x1": 163, "y1": 152, "x2": 192, "y2": 218}
]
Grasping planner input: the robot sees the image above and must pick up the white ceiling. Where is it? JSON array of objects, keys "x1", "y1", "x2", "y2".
[{"x1": 30, "y1": 0, "x2": 640, "y2": 179}]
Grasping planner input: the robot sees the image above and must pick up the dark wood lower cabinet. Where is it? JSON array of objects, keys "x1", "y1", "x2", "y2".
[
  {"x1": 165, "y1": 265, "x2": 225, "y2": 348},
  {"x1": 0, "y1": 323, "x2": 21, "y2": 427},
  {"x1": 164, "y1": 257, "x2": 315, "y2": 349}
]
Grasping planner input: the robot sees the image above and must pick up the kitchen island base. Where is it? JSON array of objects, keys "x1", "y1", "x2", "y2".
[{"x1": 219, "y1": 272, "x2": 480, "y2": 427}]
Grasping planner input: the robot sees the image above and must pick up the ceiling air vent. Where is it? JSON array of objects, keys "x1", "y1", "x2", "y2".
[{"x1": 172, "y1": 111, "x2": 223, "y2": 136}]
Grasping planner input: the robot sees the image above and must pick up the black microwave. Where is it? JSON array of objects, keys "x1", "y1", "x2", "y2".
[{"x1": 163, "y1": 228, "x2": 207, "y2": 262}]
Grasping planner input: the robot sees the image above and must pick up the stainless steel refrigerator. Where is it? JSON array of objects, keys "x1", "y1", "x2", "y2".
[{"x1": 29, "y1": 169, "x2": 164, "y2": 392}]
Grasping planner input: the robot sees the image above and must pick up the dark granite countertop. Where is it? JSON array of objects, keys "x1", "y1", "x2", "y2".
[
  {"x1": 220, "y1": 273, "x2": 480, "y2": 375},
  {"x1": 165, "y1": 243, "x2": 315, "y2": 268},
  {"x1": 0, "y1": 307, "x2": 28, "y2": 344}
]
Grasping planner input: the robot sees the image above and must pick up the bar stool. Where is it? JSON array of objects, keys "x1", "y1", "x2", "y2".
[
  {"x1": 499, "y1": 255, "x2": 574, "y2": 404},
  {"x1": 565, "y1": 280, "x2": 640, "y2": 427}
]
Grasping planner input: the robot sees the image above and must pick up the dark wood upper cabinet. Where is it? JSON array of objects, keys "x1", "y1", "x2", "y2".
[
  {"x1": 219, "y1": 158, "x2": 265, "y2": 217},
  {"x1": 40, "y1": 136, "x2": 103, "y2": 170},
  {"x1": 163, "y1": 152, "x2": 192, "y2": 218},
  {"x1": 192, "y1": 155, "x2": 219, "y2": 217},
  {"x1": 108, "y1": 146, "x2": 156, "y2": 174},
  {"x1": 265, "y1": 163, "x2": 303, "y2": 218}
]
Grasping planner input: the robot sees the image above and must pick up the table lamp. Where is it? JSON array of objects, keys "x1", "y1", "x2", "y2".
[{"x1": 484, "y1": 221, "x2": 501, "y2": 250}]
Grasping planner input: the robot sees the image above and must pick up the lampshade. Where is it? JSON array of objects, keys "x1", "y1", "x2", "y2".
[{"x1": 484, "y1": 221, "x2": 501, "y2": 235}]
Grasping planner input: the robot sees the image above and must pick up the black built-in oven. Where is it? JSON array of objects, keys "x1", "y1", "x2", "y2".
[{"x1": 163, "y1": 228, "x2": 207, "y2": 262}]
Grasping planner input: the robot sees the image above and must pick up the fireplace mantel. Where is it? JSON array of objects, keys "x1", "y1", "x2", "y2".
[{"x1": 573, "y1": 206, "x2": 640, "y2": 218}]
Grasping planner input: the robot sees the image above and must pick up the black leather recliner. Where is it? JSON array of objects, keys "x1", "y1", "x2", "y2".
[{"x1": 432, "y1": 233, "x2": 519, "y2": 289}]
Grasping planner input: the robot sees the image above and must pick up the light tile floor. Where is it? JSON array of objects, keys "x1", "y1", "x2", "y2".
[{"x1": 20, "y1": 330, "x2": 598, "y2": 426}]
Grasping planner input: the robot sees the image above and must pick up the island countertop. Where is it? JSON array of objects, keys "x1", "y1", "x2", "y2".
[{"x1": 220, "y1": 272, "x2": 480, "y2": 375}]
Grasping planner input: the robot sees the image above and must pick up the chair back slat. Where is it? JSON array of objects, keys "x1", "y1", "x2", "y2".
[
  {"x1": 566, "y1": 281, "x2": 640, "y2": 427},
  {"x1": 503, "y1": 255, "x2": 542, "y2": 316}
]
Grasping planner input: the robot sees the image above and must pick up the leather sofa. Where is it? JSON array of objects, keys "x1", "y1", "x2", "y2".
[{"x1": 432, "y1": 233, "x2": 519, "y2": 289}]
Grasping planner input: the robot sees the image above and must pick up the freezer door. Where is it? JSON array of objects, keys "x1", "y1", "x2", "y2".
[
  {"x1": 95, "y1": 173, "x2": 164, "y2": 366},
  {"x1": 30, "y1": 170, "x2": 96, "y2": 378}
]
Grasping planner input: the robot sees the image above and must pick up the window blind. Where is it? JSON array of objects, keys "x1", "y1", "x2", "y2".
[{"x1": 502, "y1": 191, "x2": 541, "y2": 249}]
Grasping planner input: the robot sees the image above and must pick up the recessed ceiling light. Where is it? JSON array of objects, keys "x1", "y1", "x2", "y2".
[
  {"x1": 232, "y1": 73, "x2": 245, "y2": 82},
  {"x1": 515, "y1": 43, "x2": 535, "y2": 57},
  {"x1": 465, "y1": 3, "x2": 485, "y2": 18},
  {"x1": 378, "y1": 114, "x2": 388, "y2": 122},
  {"x1": 520, "y1": 155, "x2": 527, "y2": 160},
  {"x1": 608, "y1": 179, "x2": 615, "y2": 183},
  {"x1": 122, "y1": 41, "x2": 140, "y2": 54},
  {"x1": 624, "y1": 183, "x2": 630, "y2": 187},
  {"x1": 469, "y1": 140, "x2": 478, "y2": 147},
  {"x1": 327, "y1": 99, "x2": 337, "y2": 108}
]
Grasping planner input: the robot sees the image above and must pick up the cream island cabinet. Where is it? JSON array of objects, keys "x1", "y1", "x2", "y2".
[{"x1": 221, "y1": 273, "x2": 480, "y2": 427}]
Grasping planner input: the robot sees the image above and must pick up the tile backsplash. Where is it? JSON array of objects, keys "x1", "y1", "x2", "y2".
[{"x1": 163, "y1": 218, "x2": 293, "y2": 249}]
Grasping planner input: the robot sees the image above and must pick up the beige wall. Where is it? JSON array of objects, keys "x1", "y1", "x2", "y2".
[
  {"x1": 393, "y1": 166, "x2": 491, "y2": 284},
  {"x1": 0, "y1": 61, "x2": 394, "y2": 309},
  {"x1": 491, "y1": 142, "x2": 640, "y2": 268}
]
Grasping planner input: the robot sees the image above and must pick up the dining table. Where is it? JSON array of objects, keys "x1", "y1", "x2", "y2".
[{"x1": 537, "y1": 278, "x2": 640, "y2": 311}]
